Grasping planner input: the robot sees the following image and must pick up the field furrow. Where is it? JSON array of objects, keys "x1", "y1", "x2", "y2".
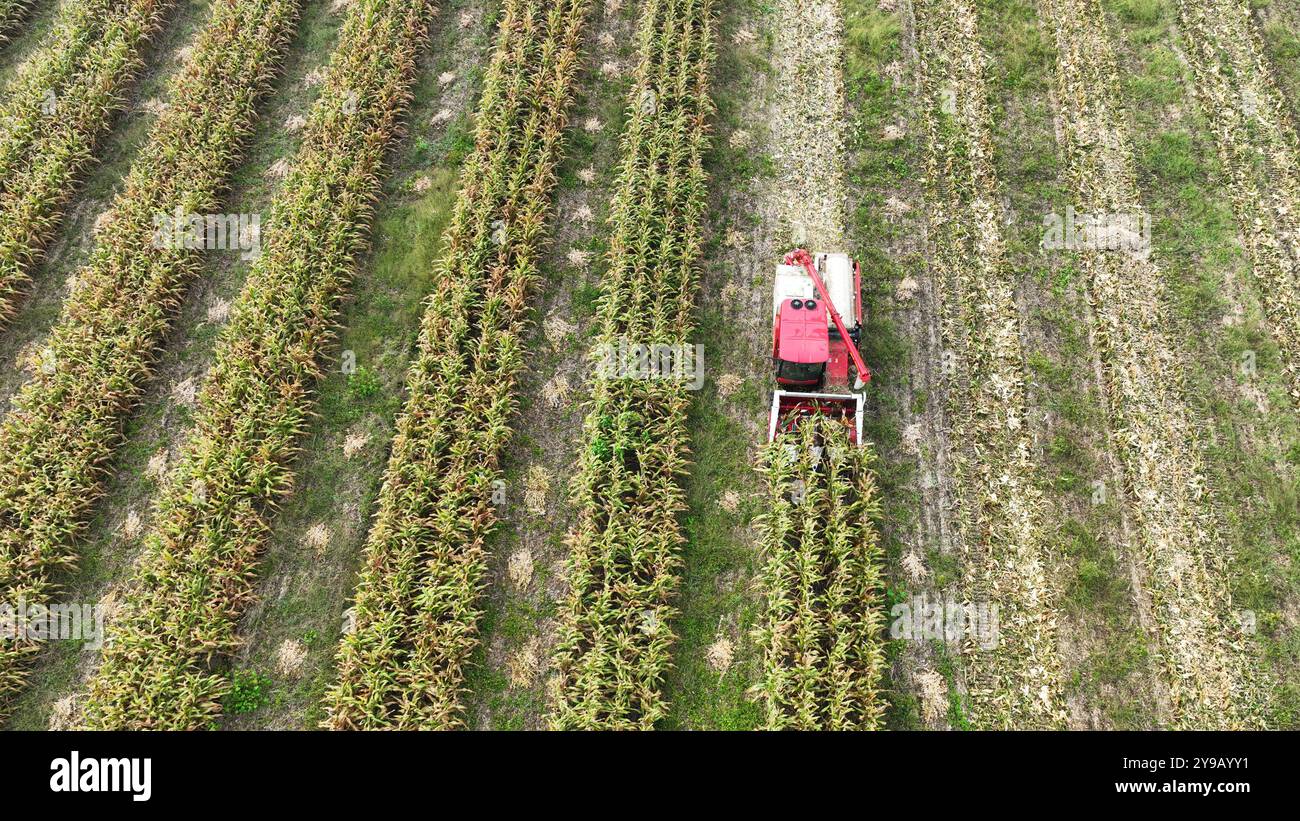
[
  {"x1": 1175, "y1": 0, "x2": 1300, "y2": 401},
  {"x1": 547, "y1": 0, "x2": 715, "y2": 730},
  {"x1": 1042, "y1": 0, "x2": 1263, "y2": 728},
  {"x1": 0, "y1": 0, "x2": 175, "y2": 325},
  {"x1": 0, "y1": 0, "x2": 300, "y2": 720},
  {"x1": 80, "y1": 0, "x2": 434, "y2": 730},
  {"x1": 913, "y1": 0, "x2": 1065, "y2": 728},
  {"x1": 754, "y1": 417, "x2": 886, "y2": 729},
  {"x1": 322, "y1": 0, "x2": 590, "y2": 730}
]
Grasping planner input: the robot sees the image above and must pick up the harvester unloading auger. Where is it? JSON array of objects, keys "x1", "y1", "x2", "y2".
[{"x1": 769, "y1": 248, "x2": 870, "y2": 444}]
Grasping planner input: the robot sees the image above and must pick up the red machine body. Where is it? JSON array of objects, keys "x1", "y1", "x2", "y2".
[{"x1": 768, "y1": 249, "x2": 870, "y2": 444}]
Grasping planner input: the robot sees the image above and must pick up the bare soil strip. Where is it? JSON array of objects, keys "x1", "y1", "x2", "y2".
[
  {"x1": 1176, "y1": 0, "x2": 1300, "y2": 401},
  {"x1": 912, "y1": 0, "x2": 1065, "y2": 728},
  {"x1": 1042, "y1": 0, "x2": 1264, "y2": 728}
]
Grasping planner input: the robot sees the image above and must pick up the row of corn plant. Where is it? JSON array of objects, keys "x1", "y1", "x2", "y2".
[
  {"x1": 752, "y1": 416, "x2": 887, "y2": 730},
  {"x1": 913, "y1": 0, "x2": 1064, "y2": 728},
  {"x1": 321, "y1": 0, "x2": 590, "y2": 730},
  {"x1": 1175, "y1": 0, "x2": 1300, "y2": 402},
  {"x1": 0, "y1": 0, "x2": 175, "y2": 326},
  {"x1": 80, "y1": 0, "x2": 435, "y2": 730},
  {"x1": 547, "y1": 0, "x2": 716, "y2": 730},
  {"x1": 0, "y1": 0, "x2": 301, "y2": 721},
  {"x1": 0, "y1": 0, "x2": 35, "y2": 46},
  {"x1": 1042, "y1": 0, "x2": 1264, "y2": 728}
]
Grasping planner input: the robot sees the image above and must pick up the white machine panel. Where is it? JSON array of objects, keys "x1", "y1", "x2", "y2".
[{"x1": 771, "y1": 252, "x2": 857, "y2": 329}]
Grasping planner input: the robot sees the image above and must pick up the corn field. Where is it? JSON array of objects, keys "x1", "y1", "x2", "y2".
[
  {"x1": 0, "y1": 0, "x2": 300, "y2": 721},
  {"x1": 753, "y1": 416, "x2": 886, "y2": 730},
  {"x1": 81, "y1": 0, "x2": 433, "y2": 729},
  {"x1": 547, "y1": 0, "x2": 715, "y2": 730},
  {"x1": 0, "y1": 0, "x2": 175, "y2": 326},
  {"x1": 1042, "y1": 0, "x2": 1264, "y2": 728},
  {"x1": 913, "y1": 0, "x2": 1064, "y2": 728},
  {"x1": 322, "y1": 0, "x2": 590, "y2": 730},
  {"x1": 0, "y1": 0, "x2": 1290, "y2": 736}
]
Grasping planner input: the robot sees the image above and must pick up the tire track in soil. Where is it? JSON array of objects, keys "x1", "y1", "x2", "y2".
[{"x1": 1041, "y1": 0, "x2": 1265, "y2": 728}]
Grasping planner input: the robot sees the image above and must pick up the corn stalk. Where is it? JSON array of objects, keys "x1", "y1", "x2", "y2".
[
  {"x1": 753, "y1": 416, "x2": 886, "y2": 730},
  {"x1": 547, "y1": 0, "x2": 716, "y2": 730},
  {"x1": 0, "y1": 0, "x2": 300, "y2": 721},
  {"x1": 322, "y1": 0, "x2": 590, "y2": 730},
  {"x1": 1042, "y1": 0, "x2": 1265, "y2": 728},
  {"x1": 0, "y1": 0, "x2": 35, "y2": 46},
  {"x1": 81, "y1": 0, "x2": 434, "y2": 730},
  {"x1": 0, "y1": 0, "x2": 176, "y2": 326},
  {"x1": 912, "y1": 0, "x2": 1064, "y2": 728}
]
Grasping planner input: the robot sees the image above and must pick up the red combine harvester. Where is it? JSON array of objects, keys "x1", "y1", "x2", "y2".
[{"x1": 769, "y1": 248, "x2": 870, "y2": 445}]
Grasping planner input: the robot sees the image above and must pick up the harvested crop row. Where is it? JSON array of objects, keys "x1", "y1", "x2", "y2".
[
  {"x1": 770, "y1": 0, "x2": 849, "y2": 247},
  {"x1": 1175, "y1": 0, "x2": 1300, "y2": 401},
  {"x1": 547, "y1": 0, "x2": 715, "y2": 730},
  {"x1": 0, "y1": 0, "x2": 300, "y2": 721},
  {"x1": 913, "y1": 0, "x2": 1064, "y2": 728},
  {"x1": 81, "y1": 0, "x2": 434, "y2": 730},
  {"x1": 1042, "y1": 0, "x2": 1263, "y2": 728},
  {"x1": 0, "y1": 0, "x2": 175, "y2": 326},
  {"x1": 322, "y1": 0, "x2": 590, "y2": 731},
  {"x1": 753, "y1": 417, "x2": 886, "y2": 730},
  {"x1": 0, "y1": 0, "x2": 34, "y2": 46}
]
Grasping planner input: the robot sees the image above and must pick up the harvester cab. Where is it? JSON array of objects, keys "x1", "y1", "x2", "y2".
[{"x1": 768, "y1": 249, "x2": 870, "y2": 445}]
